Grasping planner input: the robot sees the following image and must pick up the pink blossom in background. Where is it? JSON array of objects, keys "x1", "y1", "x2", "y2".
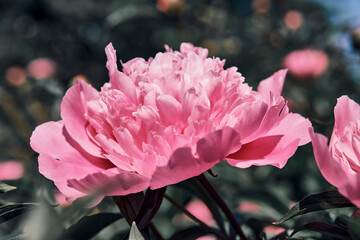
[
  {"x1": 311, "y1": 96, "x2": 360, "y2": 207},
  {"x1": 30, "y1": 42, "x2": 311, "y2": 204},
  {"x1": 252, "y1": 0, "x2": 271, "y2": 14},
  {"x1": 184, "y1": 200, "x2": 215, "y2": 226},
  {"x1": 263, "y1": 226, "x2": 286, "y2": 236},
  {"x1": 197, "y1": 237, "x2": 216, "y2": 240},
  {"x1": 27, "y1": 58, "x2": 56, "y2": 79},
  {"x1": 0, "y1": 161, "x2": 24, "y2": 180},
  {"x1": 5, "y1": 66, "x2": 27, "y2": 86},
  {"x1": 284, "y1": 10, "x2": 303, "y2": 30},
  {"x1": 283, "y1": 49, "x2": 329, "y2": 79},
  {"x1": 157, "y1": 0, "x2": 183, "y2": 13},
  {"x1": 237, "y1": 201, "x2": 261, "y2": 212}
]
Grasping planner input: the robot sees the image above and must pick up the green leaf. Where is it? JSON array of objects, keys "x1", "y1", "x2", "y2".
[
  {"x1": 335, "y1": 214, "x2": 351, "y2": 229},
  {"x1": 275, "y1": 190, "x2": 354, "y2": 224},
  {"x1": 334, "y1": 214, "x2": 360, "y2": 239},
  {"x1": 290, "y1": 222, "x2": 350, "y2": 240},
  {"x1": 0, "y1": 182, "x2": 16, "y2": 193},
  {"x1": 0, "y1": 203, "x2": 38, "y2": 224},
  {"x1": 58, "y1": 213, "x2": 123, "y2": 240},
  {"x1": 61, "y1": 193, "x2": 102, "y2": 221},
  {"x1": 348, "y1": 217, "x2": 360, "y2": 239},
  {"x1": 129, "y1": 221, "x2": 145, "y2": 240},
  {"x1": 169, "y1": 226, "x2": 212, "y2": 240}
]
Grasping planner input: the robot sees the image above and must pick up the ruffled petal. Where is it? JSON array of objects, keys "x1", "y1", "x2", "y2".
[
  {"x1": 30, "y1": 121, "x2": 114, "y2": 202},
  {"x1": 338, "y1": 173, "x2": 360, "y2": 208},
  {"x1": 310, "y1": 128, "x2": 349, "y2": 188},
  {"x1": 105, "y1": 43, "x2": 138, "y2": 104},
  {"x1": 266, "y1": 113, "x2": 312, "y2": 146},
  {"x1": 226, "y1": 135, "x2": 299, "y2": 168},
  {"x1": 38, "y1": 153, "x2": 87, "y2": 202},
  {"x1": 257, "y1": 69, "x2": 287, "y2": 103},
  {"x1": 231, "y1": 101, "x2": 268, "y2": 142},
  {"x1": 60, "y1": 80, "x2": 103, "y2": 158},
  {"x1": 150, "y1": 127, "x2": 240, "y2": 189},
  {"x1": 156, "y1": 94, "x2": 182, "y2": 126},
  {"x1": 30, "y1": 121, "x2": 111, "y2": 169},
  {"x1": 333, "y1": 96, "x2": 360, "y2": 137},
  {"x1": 67, "y1": 169, "x2": 150, "y2": 196}
]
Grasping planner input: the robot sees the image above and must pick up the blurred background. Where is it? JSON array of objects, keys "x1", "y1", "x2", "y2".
[{"x1": 1, "y1": 0, "x2": 360, "y2": 239}]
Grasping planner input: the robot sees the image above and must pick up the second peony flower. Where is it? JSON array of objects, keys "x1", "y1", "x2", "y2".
[
  {"x1": 311, "y1": 96, "x2": 360, "y2": 207},
  {"x1": 30, "y1": 43, "x2": 311, "y2": 204}
]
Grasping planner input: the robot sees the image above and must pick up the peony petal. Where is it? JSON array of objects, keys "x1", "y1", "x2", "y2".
[
  {"x1": 197, "y1": 127, "x2": 241, "y2": 163},
  {"x1": 310, "y1": 128, "x2": 349, "y2": 188},
  {"x1": 148, "y1": 52, "x2": 175, "y2": 78},
  {"x1": 38, "y1": 153, "x2": 87, "y2": 201},
  {"x1": 333, "y1": 96, "x2": 360, "y2": 137},
  {"x1": 227, "y1": 135, "x2": 283, "y2": 160},
  {"x1": 105, "y1": 43, "x2": 137, "y2": 104},
  {"x1": 265, "y1": 113, "x2": 312, "y2": 146},
  {"x1": 227, "y1": 136, "x2": 300, "y2": 168},
  {"x1": 94, "y1": 134, "x2": 135, "y2": 172},
  {"x1": 67, "y1": 169, "x2": 150, "y2": 196},
  {"x1": 150, "y1": 127, "x2": 240, "y2": 189},
  {"x1": 257, "y1": 69, "x2": 287, "y2": 103},
  {"x1": 30, "y1": 121, "x2": 112, "y2": 169},
  {"x1": 60, "y1": 80, "x2": 103, "y2": 158},
  {"x1": 111, "y1": 72, "x2": 138, "y2": 104},
  {"x1": 231, "y1": 101, "x2": 268, "y2": 142},
  {"x1": 246, "y1": 98, "x2": 287, "y2": 140},
  {"x1": 156, "y1": 94, "x2": 182, "y2": 125},
  {"x1": 133, "y1": 105, "x2": 160, "y2": 124},
  {"x1": 338, "y1": 173, "x2": 360, "y2": 208},
  {"x1": 147, "y1": 132, "x2": 172, "y2": 158},
  {"x1": 113, "y1": 128, "x2": 143, "y2": 159},
  {"x1": 31, "y1": 121, "x2": 114, "y2": 202},
  {"x1": 105, "y1": 43, "x2": 118, "y2": 75}
]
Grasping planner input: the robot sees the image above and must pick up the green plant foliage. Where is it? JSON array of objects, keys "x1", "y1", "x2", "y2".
[
  {"x1": 129, "y1": 222, "x2": 145, "y2": 240},
  {"x1": 276, "y1": 190, "x2": 354, "y2": 224},
  {"x1": 58, "y1": 213, "x2": 123, "y2": 240},
  {"x1": 0, "y1": 182, "x2": 16, "y2": 194}
]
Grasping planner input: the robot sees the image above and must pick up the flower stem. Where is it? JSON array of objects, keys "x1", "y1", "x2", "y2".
[
  {"x1": 164, "y1": 194, "x2": 228, "y2": 240},
  {"x1": 197, "y1": 174, "x2": 248, "y2": 240},
  {"x1": 149, "y1": 222, "x2": 164, "y2": 240}
]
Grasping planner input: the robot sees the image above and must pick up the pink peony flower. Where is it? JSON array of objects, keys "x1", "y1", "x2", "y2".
[
  {"x1": 27, "y1": 58, "x2": 56, "y2": 79},
  {"x1": 30, "y1": 43, "x2": 311, "y2": 204},
  {"x1": 0, "y1": 161, "x2": 24, "y2": 181},
  {"x1": 311, "y1": 96, "x2": 360, "y2": 207},
  {"x1": 283, "y1": 49, "x2": 329, "y2": 79}
]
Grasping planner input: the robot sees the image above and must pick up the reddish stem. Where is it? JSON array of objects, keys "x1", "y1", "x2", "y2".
[
  {"x1": 197, "y1": 174, "x2": 248, "y2": 240},
  {"x1": 164, "y1": 194, "x2": 228, "y2": 240},
  {"x1": 149, "y1": 222, "x2": 164, "y2": 240}
]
